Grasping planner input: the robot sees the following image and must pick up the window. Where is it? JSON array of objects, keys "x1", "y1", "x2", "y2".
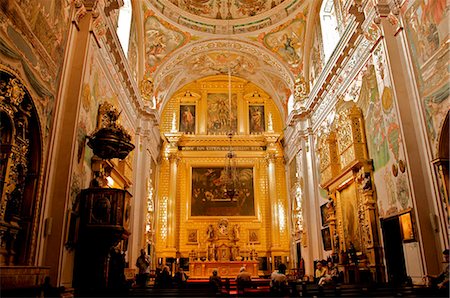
[
  {"x1": 117, "y1": 0, "x2": 132, "y2": 56},
  {"x1": 320, "y1": 0, "x2": 340, "y2": 62}
]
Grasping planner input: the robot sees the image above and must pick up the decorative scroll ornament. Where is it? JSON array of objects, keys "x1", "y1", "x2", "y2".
[
  {"x1": 294, "y1": 75, "x2": 308, "y2": 105},
  {"x1": 139, "y1": 77, "x2": 154, "y2": 106}
]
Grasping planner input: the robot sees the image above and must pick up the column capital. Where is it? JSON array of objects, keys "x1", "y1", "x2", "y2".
[{"x1": 164, "y1": 132, "x2": 183, "y2": 146}]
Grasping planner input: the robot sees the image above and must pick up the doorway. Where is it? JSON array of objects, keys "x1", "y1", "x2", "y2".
[{"x1": 381, "y1": 216, "x2": 407, "y2": 285}]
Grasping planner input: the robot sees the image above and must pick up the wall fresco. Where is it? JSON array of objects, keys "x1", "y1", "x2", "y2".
[
  {"x1": 16, "y1": 0, "x2": 72, "y2": 67},
  {"x1": 356, "y1": 46, "x2": 413, "y2": 218},
  {"x1": 70, "y1": 42, "x2": 121, "y2": 203},
  {"x1": 402, "y1": 0, "x2": 450, "y2": 155}
]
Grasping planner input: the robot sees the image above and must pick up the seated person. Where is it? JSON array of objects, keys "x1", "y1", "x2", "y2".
[
  {"x1": 426, "y1": 249, "x2": 449, "y2": 290},
  {"x1": 270, "y1": 263, "x2": 288, "y2": 295},
  {"x1": 174, "y1": 267, "x2": 188, "y2": 287},
  {"x1": 209, "y1": 269, "x2": 222, "y2": 294},
  {"x1": 318, "y1": 261, "x2": 339, "y2": 286},
  {"x1": 236, "y1": 266, "x2": 252, "y2": 290},
  {"x1": 156, "y1": 265, "x2": 172, "y2": 288},
  {"x1": 314, "y1": 261, "x2": 327, "y2": 284}
]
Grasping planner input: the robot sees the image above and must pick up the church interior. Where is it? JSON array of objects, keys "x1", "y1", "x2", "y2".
[{"x1": 0, "y1": 0, "x2": 449, "y2": 296}]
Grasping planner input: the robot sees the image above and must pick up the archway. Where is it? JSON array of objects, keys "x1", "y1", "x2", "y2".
[{"x1": 0, "y1": 70, "x2": 43, "y2": 265}]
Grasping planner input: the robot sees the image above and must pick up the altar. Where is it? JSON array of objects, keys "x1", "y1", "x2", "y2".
[{"x1": 189, "y1": 260, "x2": 259, "y2": 278}]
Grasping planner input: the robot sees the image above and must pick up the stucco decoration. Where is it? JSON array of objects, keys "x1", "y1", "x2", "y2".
[
  {"x1": 149, "y1": 0, "x2": 305, "y2": 34},
  {"x1": 153, "y1": 39, "x2": 294, "y2": 115},
  {"x1": 259, "y1": 11, "x2": 308, "y2": 75}
]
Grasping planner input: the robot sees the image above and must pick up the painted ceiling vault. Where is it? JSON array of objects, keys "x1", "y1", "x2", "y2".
[{"x1": 132, "y1": 0, "x2": 315, "y2": 117}]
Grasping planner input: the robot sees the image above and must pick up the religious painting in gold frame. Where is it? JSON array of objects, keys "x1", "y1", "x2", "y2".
[
  {"x1": 399, "y1": 211, "x2": 415, "y2": 242},
  {"x1": 179, "y1": 104, "x2": 196, "y2": 134},
  {"x1": 190, "y1": 167, "x2": 255, "y2": 216},
  {"x1": 249, "y1": 105, "x2": 265, "y2": 134},
  {"x1": 338, "y1": 181, "x2": 361, "y2": 251},
  {"x1": 321, "y1": 226, "x2": 332, "y2": 251},
  {"x1": 207, "y1": 93, "x2": 237, "y2": 134},
  {"x1": 187, "y1": 229, "x2": 198, "y2": 244},
  {"x1": 248, "y1": 229, "x2": 260, "y2": 243}
]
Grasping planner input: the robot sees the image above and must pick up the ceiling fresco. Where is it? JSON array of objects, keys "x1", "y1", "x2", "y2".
[
  {"x1": 259, "y1": 10, "x2": 308, "y2": 75},
  {"x1": 138, "y1": 0, "x2": 313, "y2": 117},
  {"x1": 148, "y1": 0, "x2": 306, "y2": 34},
  {"x1": 185, "y1": 51, "x2": 256, "y2": 76},
  {"x1": 168, "y1": 0, "x2": 284, "y2": 19},
  {"x1": 143, "y1": 9, "x2": 191, "y2": 75}
]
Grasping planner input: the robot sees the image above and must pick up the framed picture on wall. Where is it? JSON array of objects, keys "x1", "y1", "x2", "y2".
[
  {"x1": 249, "y1": 105, "x2": 265, "y2": 133},
  {"x1": 248, "y1": 229, "x2": 259, "y2": 243},
  {"x1": 190, "y1": 167, "x2": 255, "y2": 216},
  {"x1": 399, "y1": 211, "x2": 415, "y2": 242},
  {"x1": 187, "y1": 229, "x2": 198, "y2": 244},
  {"x1": 320, "y1": 201, "x2": 333, "y2": 227},
  {"x1": 321, "y1": 226, "x2": 332, "y2": 251},
  {"x1": 179, "y1": 104, "x2": 196, "y2": 134}
]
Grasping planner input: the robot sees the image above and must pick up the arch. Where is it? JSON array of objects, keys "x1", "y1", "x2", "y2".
[
  {"x1": 0, "y1": 70, "x2": 43, "y2": 265},
  {"x1": 153, "y1": 39, "x2": 295, "y2": 119}
]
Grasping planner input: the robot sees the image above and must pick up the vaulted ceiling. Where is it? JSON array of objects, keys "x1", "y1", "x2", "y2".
[{"x1": 129, "y1": 0, "x2": 321, "y2": 118}]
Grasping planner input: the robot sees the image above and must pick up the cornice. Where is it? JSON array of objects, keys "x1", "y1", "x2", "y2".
[
  {"x1": 85, "y1": 0, "x2": 160, "y2": 128},
  {"x1": 177, "y1": 134, "x2": 269, "y2": 148}
]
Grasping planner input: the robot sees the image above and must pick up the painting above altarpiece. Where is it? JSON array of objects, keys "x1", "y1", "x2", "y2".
[{"x1": 190, "y1": 167, "x2": 255, "y2": 216}]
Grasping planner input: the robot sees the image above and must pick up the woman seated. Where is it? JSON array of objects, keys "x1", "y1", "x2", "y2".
[{"x1": 314, "y1": 261, "x2": 327, "y2": 284}]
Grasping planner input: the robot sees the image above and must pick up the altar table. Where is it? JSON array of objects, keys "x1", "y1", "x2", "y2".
[{"x1": 189, "y1": 260, "x2": 259, "y2": 278}]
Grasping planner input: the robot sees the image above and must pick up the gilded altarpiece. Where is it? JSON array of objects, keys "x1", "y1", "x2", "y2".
[
  {"x1": 155, "y1": 77, "x2": 289, "y2": 274},
  {"x1": 318, "y1": 104, "x2": 384, "y2": 282}
]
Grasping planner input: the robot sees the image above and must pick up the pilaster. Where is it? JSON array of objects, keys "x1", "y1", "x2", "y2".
[
  {"x1": 375, "y1": 9, "x2": 444, "y2": 277},
  {"x1": 41, "y1": 3, "x2": 97, "y2": 286}
]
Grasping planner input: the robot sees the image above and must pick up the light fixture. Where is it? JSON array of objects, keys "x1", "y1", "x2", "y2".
[{"x1": 222, "y1": 36, "x2": 239, "y2": 200}]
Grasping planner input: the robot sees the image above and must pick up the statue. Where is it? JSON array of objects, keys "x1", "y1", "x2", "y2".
[
  {"x1": 231, "y1": 224, "x2": 240, "y2": 241},
  {"x1": 171, "y1": 111, "x2": 177, "y2": 133},
  {"x1": 267, "y1": 112, "x2": 274, "y2": 132},
  {"x1": 218, "y1": 218, "x2": 228, "y2": 236},
  {"x1": 348, "y1": 242, "x2": 358, "y2": 264},
  {"x1": 206, "y1": 224, "x2": 215, "y2": 241}
]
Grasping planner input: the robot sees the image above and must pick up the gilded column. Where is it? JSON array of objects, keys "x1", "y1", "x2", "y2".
[
  {"x1": 267, "y1": 153, "x2": 280, "y2": 247},
  {"x1": 199, "y1": 90, "x2": 207, "y2": 134},
  {"x1": 265, "y1": 133, "x2": 281, "y2": 249},
  {"x1": 164, "y1": 133, "x2": 182, "y2": 253}
]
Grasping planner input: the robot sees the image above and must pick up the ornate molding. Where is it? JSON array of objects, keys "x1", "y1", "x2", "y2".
[{"x1": 154, "y1": 39, "x2": 294, "y2": 115}]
